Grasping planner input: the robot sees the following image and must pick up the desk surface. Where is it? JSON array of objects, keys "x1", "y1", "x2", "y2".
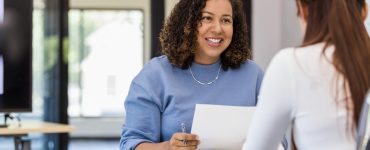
[{"x1": 0, "y1": 121, "x2": 74, "y2": 135}]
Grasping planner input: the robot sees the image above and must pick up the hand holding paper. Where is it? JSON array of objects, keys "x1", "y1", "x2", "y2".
[{"x1": 191, "y1": 104, "x2": 256, "y2": 150}]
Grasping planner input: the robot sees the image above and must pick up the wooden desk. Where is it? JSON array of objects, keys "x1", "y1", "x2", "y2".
[
  {"x1": 0, "y1": 121, "x2": 74, "y2": 150},
  {"x1": 0, "y1": 121, "x2": 74, "y2": 135}
]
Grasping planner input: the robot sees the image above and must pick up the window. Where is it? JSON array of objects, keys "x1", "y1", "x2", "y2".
[
  {"x1": 32, "y1": 6, "x2": 45, "y2": 118},
  {"x1": 67, "y1": 0, "x2": 150, "y2": 138},
  {"x1": 68, "y1": 10, "x2": 144, "y2": 117}
]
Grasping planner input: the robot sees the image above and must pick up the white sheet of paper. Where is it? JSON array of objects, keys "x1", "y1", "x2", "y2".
[{"x1": 191, "y1": 104, "x2": 255, "y2": 150}]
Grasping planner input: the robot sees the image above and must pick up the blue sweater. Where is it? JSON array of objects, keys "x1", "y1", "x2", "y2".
[{"x1": 120, "y1": 55, "x2": 263, "y2": 150}]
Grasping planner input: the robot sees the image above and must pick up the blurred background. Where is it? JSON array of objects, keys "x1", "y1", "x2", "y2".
[{"x1": 0, "y1": 0, "x2": 369, "y2": 149}]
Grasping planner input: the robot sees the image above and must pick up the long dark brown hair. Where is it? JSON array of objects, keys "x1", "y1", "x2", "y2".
[
  {"x1": 159, "y1": 0, "x2": 250, "y2": 70},
  {"x1": 298, "y1": 0, "x2": 370, "y2": 132}
]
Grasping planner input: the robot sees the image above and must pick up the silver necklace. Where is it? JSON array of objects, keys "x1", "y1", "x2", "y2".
[{"x1": 189, "y1": 64, "x2": 221, "y2": 85}]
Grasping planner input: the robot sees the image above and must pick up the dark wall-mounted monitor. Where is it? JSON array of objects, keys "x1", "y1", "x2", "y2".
[{"x1": 0, "y1": 0, "x2": 32, "y2": 113}]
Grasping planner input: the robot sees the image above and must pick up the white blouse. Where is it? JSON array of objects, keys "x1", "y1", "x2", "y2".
[{"x1": 243, "y1": 43, "x2": 355, "y2": 150}]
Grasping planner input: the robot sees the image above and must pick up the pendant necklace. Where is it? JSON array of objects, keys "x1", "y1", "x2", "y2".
[{"x1": 189, "y1": 64, "x2": 221, "y2": 85}]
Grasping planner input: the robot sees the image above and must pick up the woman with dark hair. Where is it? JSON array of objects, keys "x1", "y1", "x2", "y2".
[
  {"x1": 243, "y1": 0, "x2": 370, "y2": 149},
  {"x1": 120, "y1": 0, "x2": 263, "y2": 149}
]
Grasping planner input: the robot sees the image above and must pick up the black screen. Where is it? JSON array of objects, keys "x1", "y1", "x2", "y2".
[{"x1": 0, "y1": 0, "x2": 32, "y2": 112}]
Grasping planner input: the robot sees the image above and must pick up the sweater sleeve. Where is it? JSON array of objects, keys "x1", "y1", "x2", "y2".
[
  {"x1": 255, "y1": 68, "x2": 264, "y2": 104},
  {"x1": 120, "y1": 81, "x2": 161, "y2": 150},
  {"x1": 242, "y1": 49, "x2": 295, "y2": 150}
]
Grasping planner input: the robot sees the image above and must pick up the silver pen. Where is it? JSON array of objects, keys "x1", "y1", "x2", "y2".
[
  {"x1": 181, "y1": 122, "x2": 186, "y2": 133},
  {"x1": 181, "y1": 122, "x2": 187, "y2": 145}
]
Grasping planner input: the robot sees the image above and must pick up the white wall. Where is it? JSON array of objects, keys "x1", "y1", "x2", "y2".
[
  {"x1": 165, "y1": 0, "x2": 179, "y2": 18},
  {"x1": 252, "y1": 0, "x2": 301, "y2": 70},
  {"x1": 0, "y1": 0, "x2": 3, "y2": 23},
  {"x1": 253, "y1": 0, "x2": 370, "y2": 70}
]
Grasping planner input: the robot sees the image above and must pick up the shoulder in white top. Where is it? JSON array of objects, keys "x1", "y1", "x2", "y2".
[{"x1": 243, "y1": 43, "x2": 355, "y2": 150}]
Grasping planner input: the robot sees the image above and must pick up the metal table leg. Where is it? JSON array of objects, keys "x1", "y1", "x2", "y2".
[
  {"x1": 14, "y1": 136, "x2": 22, "y2": 150},
  {"x1": 13, "y1": 135, "x2": 30, "y2": 150},
  {"x1": 21, "y1": 138, "x2": 31, "y2": 150}
]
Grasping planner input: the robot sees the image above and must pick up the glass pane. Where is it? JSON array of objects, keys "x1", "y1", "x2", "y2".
[
  {"x1": 68, "y1": 10, "x2": 143, "y2": 117},
  {"x1": 32, "y1": 9, "x2": 45, "y2": 118}
]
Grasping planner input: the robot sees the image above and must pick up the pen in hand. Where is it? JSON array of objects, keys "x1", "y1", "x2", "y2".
[
  {"x1": 181, "y1": 122, "x2": 187, "y2": 146},
  {"x1": 181, "y1": 122, "x2": 186, "y2": 133}
]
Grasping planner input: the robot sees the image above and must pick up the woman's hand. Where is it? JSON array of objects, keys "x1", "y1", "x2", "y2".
[
  {"x1": 168, "y1": 132, "x2": 200, "y2": 150},
  {"x1": 134, "y1": 133, "x2": 200, "y2": 150}
]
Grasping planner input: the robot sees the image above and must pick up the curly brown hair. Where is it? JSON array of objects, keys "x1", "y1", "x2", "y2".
[{"x1": 159, "y1": 0, "x2": 250, "y2": 70}]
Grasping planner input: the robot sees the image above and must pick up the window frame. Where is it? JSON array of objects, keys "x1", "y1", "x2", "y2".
[{"x1": 68, "y1": 0, "x2": 151, "y2": 138}]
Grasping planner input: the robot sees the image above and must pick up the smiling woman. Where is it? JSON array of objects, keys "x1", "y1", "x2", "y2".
[
  {"x1": 195, "y1": 0, "x2": 233, "y2": 65},
  {"x1": 160, "y1": 0, "x2": 251, "y2": 70},
  {"x1": 120, "y1": 0, "x2": 264, "y2": 150}
]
